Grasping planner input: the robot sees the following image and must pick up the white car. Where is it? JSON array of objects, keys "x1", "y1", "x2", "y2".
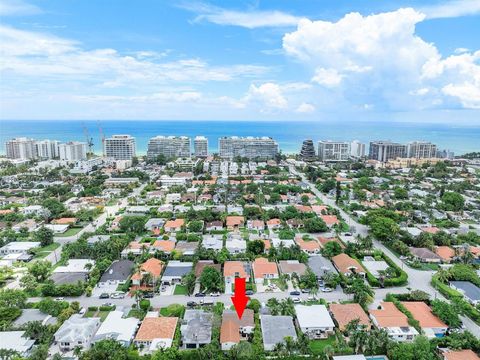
[
  {"x1": 110, "y1": 292, "x2": 125, "y2": 299},
  {"x1": 292, "y1": 297, "x2": 301, "y2": 304},
  {"x1": 54, "y1": 297, "x2": 65, "y2": 301},
  {"x1": 210, "y1": 292, "x2": 220, "y2": 297},
  {"x1": 320, "y1": 287, "x2": 333, "y2": 292}
]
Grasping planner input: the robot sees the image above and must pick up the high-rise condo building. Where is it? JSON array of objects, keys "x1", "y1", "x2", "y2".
[
  {"x1": 300, "y1": 140, "x2": 316, "y2": 161},
  {"x1": 194, "y1": 136, "x2": 208, "y2": 157},
  {"x1": 58, "y1": 142, "x2": 88, "y2": 161},
  {"x1": 147, "y1": 136, "x2": 191, "y2": 160},
  {"x1": 350, "y1": 140, "x2": 366, "y2": 158},
  {"x1": 5, "y1": 138, "x2": 38, "y2": 160},
  {"x1": 369, "y1": 141, "x2": 407, "y2": 162},
  {"x1": 104, "y1": 135, "x2": 136, "y2": 160},
  {"x1": 218, "y1": 136, "x2": 279, "y2": 160},
  {"x1": 407, "y1": 141, "x2": 437, "y2": 159},
  {"x1": 36, "y1": 139, "x2": 60, "y2": 159},
  {"x1": 317, "y1": 141, "x2": 350, "y2": 162}
]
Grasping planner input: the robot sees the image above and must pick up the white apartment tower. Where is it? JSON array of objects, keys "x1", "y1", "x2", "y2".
[
  {"x1": 104, "y1": 135, "x2": 136, "y2": 160},
  {"x1": 146, "y1": 136, "x2": 191, "y2": 160},
  {"x1": 36, "y1": 139, "x2": 60, "y2": 159},
  {"x1": 218, "y1": 136, "x2": 279, "y2": 160},
  {"x1": 5, "y1": 137, "x2": 38, "y2": 159},
  {"x1": 407, "y1": 141, "x2": 437, "y2": 159},
  {"x1": 350, "y1": 140, "x2": 366, "y2": 158},
  {"x1": 58, "y1": 142, "x2": 88, "y2": 161},
  {"x1": 317, "y1": 141, "x2": 350, "y2": 162},
  {"x1": 369, "y1": 141, "x2": 407, "y2": 162},
  {"x1": 194, "y1": 136, "x2": 208, "y2": 157}
]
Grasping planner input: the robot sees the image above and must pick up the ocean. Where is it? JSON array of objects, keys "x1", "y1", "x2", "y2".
[{"x1": 1, "y1": 120, "x2": 479, "y2": 155}]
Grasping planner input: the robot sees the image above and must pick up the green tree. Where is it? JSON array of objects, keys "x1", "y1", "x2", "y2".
[
  {"x1": 370, "y1": 217, "x2": 399, "y2": 241},
  {"x1": 42, "y1": 198, "x2": 66, "y2": 218},
  {"x1": 34, "y1": 226, "x2": 54, "y2": 247},
  {"x1": 246, "y1": 240, "x2": 265, "y2": 255},
  {"x1": 188, "y1": 220, "x2": 204, "y2": 233},
  {"x1": 303, "y1": 217, "x2": 328, "y2": 233},
  {"x1": 28, "y1": 260, "x2": 51, "y2": 282},
  {"x1": 321, "y1": 241, "x2": 342, "y2": 258},
  {"x1": 199, "y1": 267, "x2": 222, "y2": 293},
  {"x1": 182, "y1": 271, "x2": 196, "y2": 295},
  {"x1": 431, "y1": 300, "x2": 461, "y2": 328},
  {"x1": 441, "y1": 191, "x2": 465, "y2": 212}
]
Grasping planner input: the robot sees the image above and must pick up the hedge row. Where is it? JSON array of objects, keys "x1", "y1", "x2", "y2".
[
  {"x1": 385, "y1": 293, "x2": 422, "y2": 333},
  {"x1": 355, "y1": 252, "x2": 408, "y2": 288}
]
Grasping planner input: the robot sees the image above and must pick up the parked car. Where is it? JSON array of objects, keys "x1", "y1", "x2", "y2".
[
  {"x1": 292, "y1": 297, "x2": 301, "y2": 304},
  {"x1": 187, "y1": 301, "x2": 197, "y2": 308},
  {"x1": 210, "y1": 292, "x2": 220, "y2": 297},
  {"x1": 301, "y1": 288, "x2": 310, "y2": 293},
  {"x1": 99, "y1": 293, "x2": 110, "y2": 299},
  {"x1": 102, "y1": 302, "x2": 114, "y2": 307},
  {"x1": 194, "y1": 292, "x2": 206, "y2": 297},
  {"x1": 290, "y1": 290, "x2": 301, "y2": 296},
  {"x1": 320, "y1": 287, "x2": 333, "y2": 292},
  {"x1": 307, "y1": 295, "x2": 318, "y2": 301},
  {"x1": 54, "y1": 297, "x2": 65, "y2": 301},
  {"x1": 110, "y1": 292, "x2": 125, "y2": 299},
  {"x1": 79, "y1": 307, "x2": 86, "y2": 315},
  {"x1": 246, "y1": 290, "x2": 254, "y2": 295},
  {"x1": 143, "y1": 292, "x2": 154, "y2": 298}
]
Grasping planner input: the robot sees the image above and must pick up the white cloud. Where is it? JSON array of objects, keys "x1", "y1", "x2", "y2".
[
  {"x1": 296, "y1": 102, "x2": 315, "y2": 113},
  {"x1": 311, "y1": 68, "x2": 343, "y2": 87},
  {"x1": 180, "y1": 2, "x2": 302, "y2": 28},
  {"x1": 282, "y1": 8, "x2": 480, "y2": 110},
  {"x1": 246, "y1": 83, "x2": 288, "y2": 110},
  {"x1": 420, "y1": 0, "x2": 480, "y2": 19},
  {"x1": 0, "y1": 0, "x2": 41, "y2": 16}
]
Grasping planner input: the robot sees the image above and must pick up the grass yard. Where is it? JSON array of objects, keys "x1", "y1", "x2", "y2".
[
  {"x1": 33, "y1": 242, "x2": 60, "y2": 259},
  {"x1": 84, "y1": 309, "x2": 111, "y2": 321},
  {"x1": 127, "y1": 309, "x2": 146, "y2": 320},
  {"x1": 54, "y1": 227, "x2": 83, "y2": 237},
  {"x1": 173, "y1": 284, "x2": 188, "y2": 295},
  {"x1": 309, "y1": 336, "x2": 337, "y2": 355}
]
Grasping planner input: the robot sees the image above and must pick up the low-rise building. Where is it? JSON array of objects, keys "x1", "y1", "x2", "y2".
[
  {"x1": 0, "y1": 331, "x2": 35, "y2": 357},
  {"x1": 441, "y1": 349, "x2": 480, "y2": 360},
  {"x1": 93, "y1": 311, "x2": 140, "y2": 346},
  {"x1": 332, "y1": 253, "x2": 366, "y2": 277},
  {"x1": 54, "y1": 314, "x2": 101, "y2": 351},
  {"x1": 450, "y1": 281, "x2": 480, "y2": 305},
  {"x1": 181, "y1": 310, "x2": 213, "y2": 349},
  {"x1": 278, "y1": 260, "x2": 307, "y2": 277},
  {"x1": 0, "y1": 241, "x2": 40, "y2": 256},
  {"x1": 99, "y1": 260, "x2": 134, "y2": 286},
  {"x1": 134, "y1": 314, "x2": 178, "y2": 352},
  {"x1": 131, "y1": 258, "x2": 164, "y2": 287},
  {"x1": 401, "y1": 302, "x2": 448, "y2": 338},
  {"x1": 161, "y1": 261, "x2": 193, "y2": 285},
  {"x1": 409, "y1": 247, "x2": 442, "y2": 263},
  {"x1": 295, "y1": 305, "x2": 335, "y2": 339},
  {"x1": 220, "y1": 309, "x2": 254, "y2": 350},
  {"x1": 252, "y1": 257, "x2": 278, "y2": 284},
  {"x1": 330, "y1": 303, "x2": 371, "y2": 332},
  {"x1": 369, "y1": 302, "x2": 418, "y2": 342},
  {"x1": 261, "y1": 315, "x2": 297, "y2": 351},
  {"x1": 164, "y1": 219, "x2": 185, "y2": 232}
]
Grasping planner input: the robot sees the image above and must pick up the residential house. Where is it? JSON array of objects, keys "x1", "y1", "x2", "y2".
[
  {"x1": 226, "y1": 216, "x2": 245, "y2": 230},
  {"x1": 252, "y1": 257, "x2": 279, "y2": 284},
  {"x1": 308, "y1": 256, "x2": 336, "y2": 279},
  {"x1": 12, "y1": 219, "x2": 39, "y2": 232},
  {"x1": 181, "y1": 310, "x2": 213, "y2": 349},
  {"x1": 295, "y1": 305, "x2": 335, "y2": 339},
  {"x1": 134, "y1": 314, "x2": 178, "y2": 352},
  {"x1": 161, "y1": 261, "x2": 193, "y2": 285},
  {"x1": 194, "y1": 260, "x2": 221, "y2": 278},
  {"x1": 330, "y1": 303, "x2": 371, "y2": 332},
  {"x1": 121, "y1": 241, "x2": 148, "y2": 257},
  {"x1": 295, "y1": 237, "x2": 320, "y2": 255},
  {"x1": 202, "y1": 235, "x2": 223, "y2": 252},
  {"x1": 401, "y1": 302, "x2": 448, "y2": 338},
  {"x1": 87, "y1": 235, "x2": 110, "y2": 246},
  {"x1": 151, "y1": 240, "x2": 176, "y2": 254},
  {"x1": 266, "y1": 218, "x2": 281, "y2": 231},
  {"x1": 224, "y1": 260, "x2": 251, "y2": 292},
  {"x1": 54, "y1": 314, "x2": 101, "y2": 351},
  {"x1": 261, "y1": 315, "x2": 297, "y2": 351},
  {"x1": 93, "y1": 311, "x2": 140, "y2": 346},
  {"x1": 435, "y1": 246, "x2": 456, "y2": 263},
  {"x1": 225, "y1": 236, "x2": 247, "y2": 254},
  {"x1": 278, "y1": 260, "x2": 307, "y2": 277},
  {"x1": 50, "y1": 259, "x2": 94, "y2": 285},
  {"x1": 13, "y1": 309, "x2": 56, "y2": 327},
  {"x1": 98, "y1": 260, "x2": 134, "y2": 286},
  {"x1": 175, "y1": 241, "x2": 198, "y2": 256},
  {"x1": 247, "y1": 220, "x2": 265, "y2": 231},
  {"x1": 286, "y1": 219, "x2": 304, "y2": 229},
  {"x1": 450, "y1": 281, "x2": 480, "y2": 305},
  {"x1": 164, "y1": 219, "x2": 185, "y2": 232},
  {"x1": 0, "y1": 241, "x2": 40, "y2": 256},
  {"x1": 144, "y1": 218, "x2": 165, "y2": 233},
  {"x1": 369, "y1": 302, "x2": 419, "y2": 342},
  {"x1": 131, "y1": 258, "x2": 164, "y2": 287},
  {"x1": 205, "y1": 221, "x2": 223, "y2": 231},
  {"x1": 332, "y1": 253, "x2": 366, "y2": 277},
  {"x1": 441, "y1": 349, "x2": 480, "y2": 360},
  {"x1": 0, "y1": 331, "x2": 35, "y2": 358},
  {"x1": 220, "y1": 309, "x2": 255, "y2": 350},
  {"x1": 409, "y1": 247, "x2": 442, "y2": 263},
  {"x1": 320, "y1": 215, "x2": 340, "y2": 228}
]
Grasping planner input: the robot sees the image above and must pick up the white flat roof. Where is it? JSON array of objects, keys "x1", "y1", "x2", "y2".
[
  {"x1": 295, "y1": 305, "x2": 334, "y2": 328},
  {"x1": 0, "y1": 242, "x2": 40, "y2": 251},
  {"x1": 94, "y1": 311, "x2": 139, "y2": 343},
  {"x1": 53, "y1": 259, "x2": 94, "y2": 274}
]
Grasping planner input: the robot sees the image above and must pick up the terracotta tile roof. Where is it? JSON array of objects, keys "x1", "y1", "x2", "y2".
[
  {"x1": 295, "y1": 205, "x2": 312, "y2": 213},
  {"x1": 443, "y1": 350, "x2": 480, "y2": 360},
  {"x1": 332, "y1": 253, "x2": 365, "y2": 275},
  {"x1": 320, "y1": 215, "x2": 339, "y2": 226},
  {"x1": 226, "y1": 216, "x2": 245, "y2": 227},
  {"x1": 152, "y1": 240, "x2": 176, "y2": 253},
  {"x1": 250, "y1": 220, "x2": 265, "y2": 228},
  {"x1": 132, "y1": 258, "x2": 164, "y2": 280},
  {"x1": 266, "y1": 218, "x2": 281, "y2": 226},
  {"x1": 401, "y1": 302, "x2": 447, "y2": 329},
  {"x1": 263, "y1": 239, "x2": 271, "y2": 250},
  {"x1": 311, "y1": 205, "x2": 328, "y2": 214},
  {"x1": 295, "y1": 237, "x2": 320, "y2": 252},
  {"x1": 126, "y1": 241, "x2": 147, "y2": 250},
  {"x1": 52, "y1": 217, "x2": 77, "y2": 225},
  {"x1": 470, "y1": 247, "x2": 480, "y2": 256},
  {"x1": 435, "y1": 246, "x2": 455, "y2": 261},
  {"x1": 223, "y1": 309, "x2": 254, "y2": 328},
  {"x1": 369, "y1": 302, "x2": 409, "y2": 328},
  {"x1": 224, "y1": 261, "x2": 249, "y2": 278},
  {"x1": 164, "y1": 219, "x2": 185, "y2": 229},
  {"x1": 330, "y1": 303, "x2": 371, "y2": 331},
  {"x1": 135, "y1": 317, "x2": 178, "y2": 341},
  {"x1": 220, "y1": 319, "x2": 240, "y2": 344},
  {"x1": 0, "y1": 209, "x2": 14, "y2": 215},
  {"x1": 253, "y1": 257, "x2": 278, "y2": 279},
  {"x1": 317, "y1": 236, "x2": 345, "y2": 248},
  {"x1": 422, "y1": 226, "x2": 440, "y2": 234}
]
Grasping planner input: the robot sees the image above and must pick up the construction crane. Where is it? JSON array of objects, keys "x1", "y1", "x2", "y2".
[
  {"x1": 97, "y1": 120, "x2": 105, "y2": 157},
  {"x1": 82, "y1": 122, "x2": 94, "y2": 158}
]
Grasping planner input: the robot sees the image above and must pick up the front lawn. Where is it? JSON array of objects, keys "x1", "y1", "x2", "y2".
[
  {"x1": 54, "y1": 227, "x2": 83, "y2": 237},
  {"x1": 174, "y1": 284, "x2": 188, "y2": 295},
  {"x1": 309, "y1": 335, "x2": 337, "y2": 355},
  {"x1": 32, "y1": 242, "x2": 60, "y2": 259}
]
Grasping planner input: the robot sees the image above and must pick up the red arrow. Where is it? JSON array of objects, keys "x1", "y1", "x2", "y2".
[{"x1": 231, "y1": 277, "x2": 250, "y2": 319}]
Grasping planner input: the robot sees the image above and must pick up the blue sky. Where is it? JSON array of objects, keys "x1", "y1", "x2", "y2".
[{"x1": 0, "y1": 0, "x2": 479, "y2": 123}]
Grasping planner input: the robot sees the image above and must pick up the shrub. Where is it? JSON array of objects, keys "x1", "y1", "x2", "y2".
[
  {"x1": 139, "y1": 299, "x2": 150, "y2": 312},
  {"x1": 88, "y1": 306, "x2": 98, "y2": 311}
]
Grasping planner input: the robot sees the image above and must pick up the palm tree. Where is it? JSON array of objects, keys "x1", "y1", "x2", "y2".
[{"x1": 436, "y1": 268, "x2": 450, "y2": 284}]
